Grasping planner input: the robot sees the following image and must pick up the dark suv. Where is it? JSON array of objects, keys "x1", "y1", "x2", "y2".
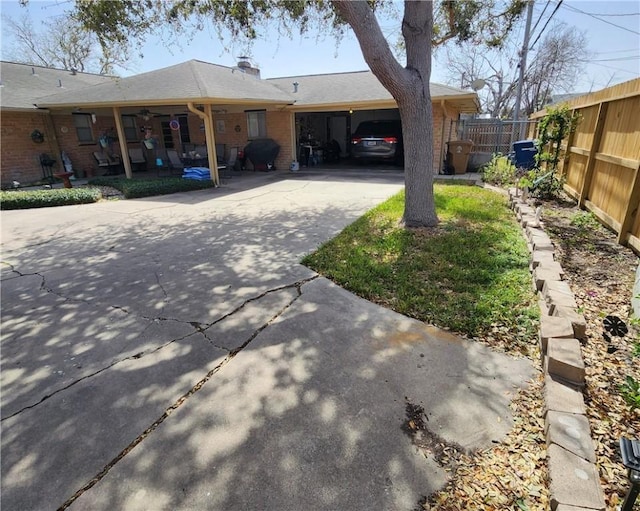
[{"x1": 350, "y1": 120, "x2": 403, "y2": 165}]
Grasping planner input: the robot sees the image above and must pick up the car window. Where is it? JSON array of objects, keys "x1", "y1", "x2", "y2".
[{"x1": 354, "y1": 121, "x2": 400, "y2": 137}]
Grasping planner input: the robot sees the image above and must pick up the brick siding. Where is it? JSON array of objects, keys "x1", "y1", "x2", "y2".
[
  {"x1": 1, "y1": 111, "x2": 58, "y2": 186},
  {"x1": 3, "y1": 105, "x2": 455, "y2": 185}
]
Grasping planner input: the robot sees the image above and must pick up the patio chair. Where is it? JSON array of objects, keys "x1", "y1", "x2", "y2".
[
  {"x1": 194, "y1": 144, "x2": 208, "y2": 158},
  {"x1": 219, "y1": 147, "x2": 238, "y2": 179},
  {"x1": 166, "y1": 149, "x2": 185, "y2": 175},
  {"x1": 128, "y1": 147, "x2": 147, "y2": 172},
  {"x1": 39, "y1": 153, "x2": 57, "y2": 183},
  {"x1": 93, "y1": 151, "x2": 122, "y2": 175}
]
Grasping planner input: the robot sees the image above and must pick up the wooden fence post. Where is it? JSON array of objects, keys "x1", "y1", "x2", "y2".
[
  {"x1": 617, "y1": 162, "x2": 640, "y2": 245},
  {"x1": 578, "y1": 102, "x2": 608, "y2": 209},
  {"x1": 560, "y1": 109, "x2": 578, "y2": 179}
]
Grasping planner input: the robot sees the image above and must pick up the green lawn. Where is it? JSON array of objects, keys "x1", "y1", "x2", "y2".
[{"x1": 302, "y1": 184, "x2": 538, "y2": 350}]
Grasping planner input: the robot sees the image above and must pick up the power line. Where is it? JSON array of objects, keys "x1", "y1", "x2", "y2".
[
  {"x1": 594, "y1": 48, "x2": 640, "y2": 55},
  {"x1": 561, "y1": 3, "x2": 640, "y2": 35},
  {"x1": 528, "y1": 0, "x2": 564, "y2": 50},
  {"x1": 569, "y1": 10, "x2": 640, "y2": 17},
  {"x1": 529, "y1": 0, "x2": 551, "y2": 37},
  {"x1": 579, "y1": 56, "x2": 640, "y2": 62},
  {"x1": 586, "y1": 62, "x2": 640, "y2": 75}
]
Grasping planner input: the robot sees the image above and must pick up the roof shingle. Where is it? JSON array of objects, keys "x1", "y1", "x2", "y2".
[
  {"x1": 33, "y1": 60, "x2": 293, "y2": 107},
  {"x1": 0, "y1": 61, "x2": 112, "y2": 110}
]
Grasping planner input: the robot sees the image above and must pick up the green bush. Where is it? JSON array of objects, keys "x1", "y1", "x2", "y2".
[
  {"x1": 569, "y1": 211, "x2": 601, "y2": 230},
  {"x1": 481, "y1": 153, "x2": 518, "y2": 186},
  {"x1": 518, "y1": 168, "x2": 566, "y2": 199},
  {"x1": 620, "y1": 375, "x2": 640, "y2": 409},
  {"x1": 88, "y1": 177, "x2": 215, "y2": 199},
  {"x1": 0, "y1": 188, "x2": 102, "y2": 210}
]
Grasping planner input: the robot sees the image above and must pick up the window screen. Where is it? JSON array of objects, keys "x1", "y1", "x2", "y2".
[
  {"x1": 246, "y1": 110, "x2": 267, "y2": 139},
  {"x1": 121, "y1": 115, "x2": 138, "y2": 142},
  {"x1": 73, "y1": 113, "x2": 93, "y2": 143}
]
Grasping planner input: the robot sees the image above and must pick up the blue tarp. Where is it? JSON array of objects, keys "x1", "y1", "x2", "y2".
[{"x1": 182, "y1": 167, "x2": 211, "y2": 181}]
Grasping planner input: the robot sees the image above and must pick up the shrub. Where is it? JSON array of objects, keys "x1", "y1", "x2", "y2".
[
  {"x1": 620, "y1": 375, "x2": 640, "y2": 409},
  {"x1": 88, "y1": 177, "x2": 215, "y2": 199},
  {"x1": 521, "y1": 104, "x2": 580, "y2": 200},
  {"x1": 0, "y1": 188, "x2": 102, "y2": 210},
  {"x1": 518, "y1": 168, "x2": 566, "y2": 200},
  {"x1": 569, "y1": 211, "x2": 601, "y2": 230},
  {"x1": 481, "y1": 153, "x2": 518, "y2": 186}
]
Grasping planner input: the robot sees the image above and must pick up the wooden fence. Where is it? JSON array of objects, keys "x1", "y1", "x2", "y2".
[
  {"x1": 529, "y1": 78, "x2": 640, "y2": 254},
  {"x1": 454, "y1": 119, "x2": 537, "y2": 154}
]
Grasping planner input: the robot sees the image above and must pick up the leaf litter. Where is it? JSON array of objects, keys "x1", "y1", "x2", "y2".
[{"x1": 417, "y1": 197, "x2": 639, "y2": 510}]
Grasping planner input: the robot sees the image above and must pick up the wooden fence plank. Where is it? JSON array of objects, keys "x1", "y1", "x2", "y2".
[
  {"x1": 578, "y1": 102, "x2": 608, "y2": 208},
  {"x1": 617, "y1": 162, "x2": 640, "y2": 244},
  {"x1": 530, "y1": 78, "x2": 640, "y2": 254},
  {"x1": 595, "y1": 153, "x2": 640, "y2": 170}
]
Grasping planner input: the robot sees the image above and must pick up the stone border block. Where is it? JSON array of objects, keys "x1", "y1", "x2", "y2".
[
  {"x1": 538, "y1": 260, "x2": 565, "y2": 275},
  {"x1": 510, "y1": 197, "x2": 606, "y2": 509},
  {"x1": 542, "y1": 280, "x2": 574, "y2": 299},
  {"x1": 547, "y1": 338, "x2": 585, "y2": 386},
  {"x1": 556, "y1": 505, "x2": 602, "y2": 511},
  {"x1": 543, "y1": 281, "x2": 578, "y2": 312},
  {"x1": 540, "y1": 316, "x2": 575, "y2": 353},
  {"x1": 552, "y1": 306, "x2": 587, "y2": 340},
  {"x1": 544, "y1": 373, "x2": 586, "y2": 416},
  {"x1": 546, "y1": 410, "x2": 596, "y2": 463},
  {"x1": 522, "y1": 215, "x2": 541, "y2": 228},
  {"x1": 548, "y1": 444, "x2": 605, "y2": 510},
  {"x1": 534, "y1": 267, "x2": 563, "y2": 292},
  {"x1": 540, "y1": 296, "x2": 550, "y2": 316},
  {"x1": 531, "y1": 250, "x2": 556, "y2": 269}
]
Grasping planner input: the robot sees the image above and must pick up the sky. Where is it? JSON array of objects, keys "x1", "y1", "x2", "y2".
[{"x1": 1, "y1": 0, "x2": 638, "y2": 95}]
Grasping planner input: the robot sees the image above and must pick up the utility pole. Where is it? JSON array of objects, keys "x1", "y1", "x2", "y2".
[{"x1": 512, "y1": 0, "x2": 534, "y2": 140}]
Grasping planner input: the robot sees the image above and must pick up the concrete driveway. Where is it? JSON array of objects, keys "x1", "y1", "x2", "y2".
[{"x1": 1, "y1": 171, "x2": 533, "y2": 510}]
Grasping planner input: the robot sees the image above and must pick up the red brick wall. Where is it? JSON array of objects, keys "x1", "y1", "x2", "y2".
[
  {"x1": 209, "y1": 110, "x2": 293, "y2": 170},
  {"x1": 265, "y1": 111, "x2": 293, "y2": 170},
  {"x1": 1, "y1": 111, "x2": 58, "y2": 186},
  {"x1": 2, "y1": 106, "x2": 450, "y2": 184},
  {"x1": 432, "y1": 103, "x2": 460, "y2": 174}
]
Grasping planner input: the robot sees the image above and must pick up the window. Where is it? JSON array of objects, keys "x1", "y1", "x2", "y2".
[
  {"x1": 178, "y1": 115, "x2": 190, "y2": 144},
  {"x1": 246, "y1": 110, "x2": 267, "y2": 139},
  {"x1": 73, "y1": 113, "x2": 93, "y2": 143},
  {"x1": 121, "y1": 115, "x2": 138, "y2": 142},
  {"x1": 161, "y1": 121, "x2": 174, "y2": 149}
]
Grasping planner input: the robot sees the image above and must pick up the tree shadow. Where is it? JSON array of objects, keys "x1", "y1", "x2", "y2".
[{"x1": 0, "y1": 172, "x2": 532, "y2": 510}]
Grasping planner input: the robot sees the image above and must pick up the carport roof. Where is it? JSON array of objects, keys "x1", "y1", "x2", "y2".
[
  {"x1": 268, "y1": 70, "x2": 479, "y2": 112},
  {"x1": 34, "y1": 60, "x2": 294, "y2": 108}
]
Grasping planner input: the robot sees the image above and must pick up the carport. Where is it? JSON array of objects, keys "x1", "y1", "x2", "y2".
[{"x1": 267, "y1": 71, "x2": 479, "y2": 171}]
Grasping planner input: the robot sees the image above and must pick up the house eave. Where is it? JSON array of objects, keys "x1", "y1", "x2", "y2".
[
  {"x1": 35, "y1": 98, "x2": 293, "y2": 110},
  {"x1": 1, "y1": 106, "x2": 51, "y2": 113}
]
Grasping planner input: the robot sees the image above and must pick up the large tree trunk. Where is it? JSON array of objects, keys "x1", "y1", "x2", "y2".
[{"x1": 333, "y1": 0, "x2": 438, "y2": 227}]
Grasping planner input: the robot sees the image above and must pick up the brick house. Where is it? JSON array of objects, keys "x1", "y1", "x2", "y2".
[{"x1": 1, "y1": 59, "x2": 478, "y2": 187}]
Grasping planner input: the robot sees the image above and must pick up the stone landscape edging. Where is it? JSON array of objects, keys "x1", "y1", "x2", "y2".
[{"x1": 507, "y1": 187, "x2": 607, "y2": 511}]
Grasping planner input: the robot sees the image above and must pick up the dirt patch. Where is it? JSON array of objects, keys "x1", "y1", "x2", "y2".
[
  {"x1": 401, "y1": 399, "x2": 465, "y2": 471},
  {"x1": 539, "y1": 197, "x2": 640, "y2": 508}
]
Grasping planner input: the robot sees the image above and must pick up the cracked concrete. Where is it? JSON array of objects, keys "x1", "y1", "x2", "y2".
[{"x1": 1, "y1": 171, "x2": 533, "y2": 511}]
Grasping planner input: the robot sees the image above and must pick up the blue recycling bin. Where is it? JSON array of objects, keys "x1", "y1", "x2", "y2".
[{"x1": 511, "y1": 140, "x2": 538, "y2": 169}]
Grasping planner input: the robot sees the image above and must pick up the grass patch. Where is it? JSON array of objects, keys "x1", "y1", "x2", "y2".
[
  {"x1": 303, "y1": 184, "x2": 538, "y2": 347},
  {"x1": 88, "y1": 177, "x2": 215, "y2": 199},
  {"x1": 0, "y1": 187, "x2": 102, "y2": 210}
]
